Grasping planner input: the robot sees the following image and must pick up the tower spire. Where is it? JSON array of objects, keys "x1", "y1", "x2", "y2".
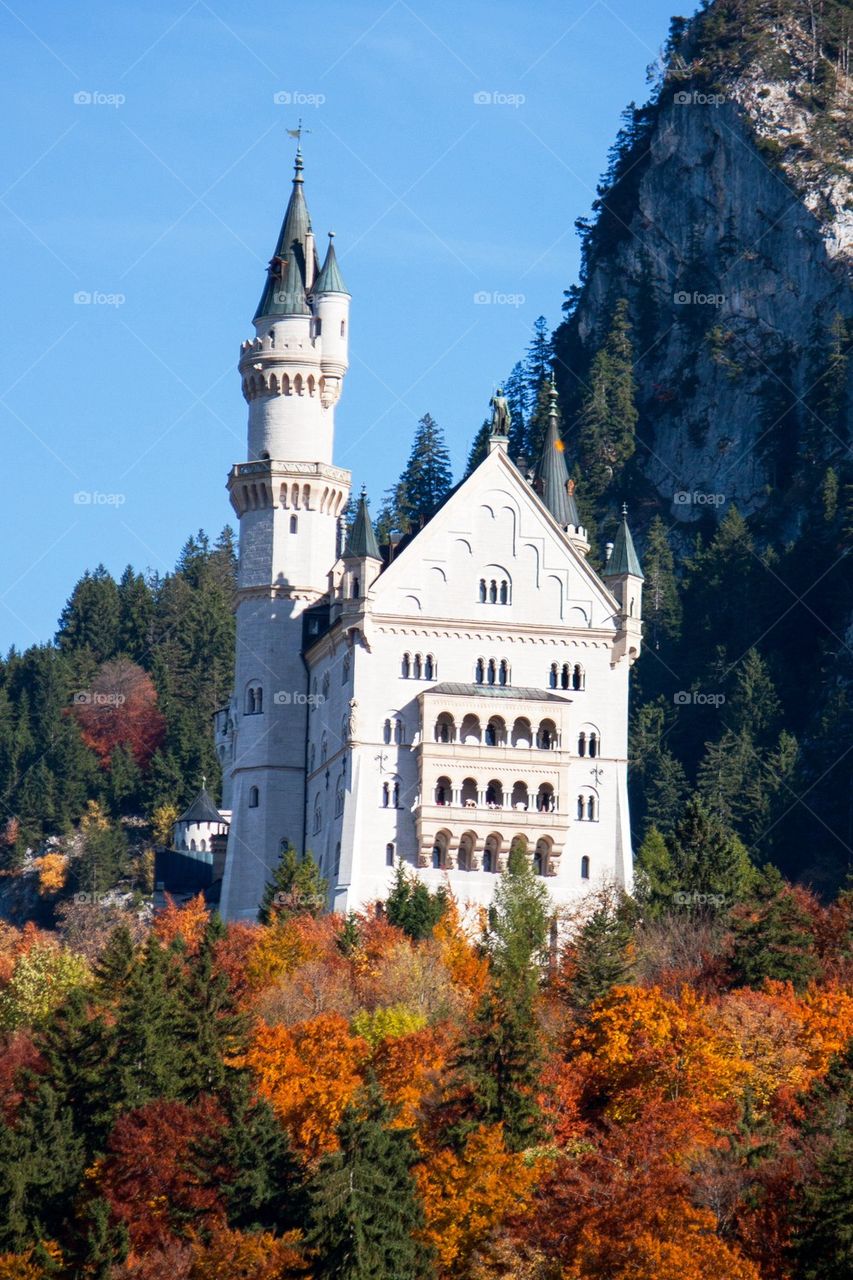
[
  {"x1": 533, "y1": 379, "x2": 581, "y2": 528},
  {"x1": 254, "y1": 142, "x2": 319, "y2": 321}
]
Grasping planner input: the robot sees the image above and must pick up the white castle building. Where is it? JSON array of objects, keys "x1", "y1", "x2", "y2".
[{"x1": 216, "y1": 150, "x2": 643, "y2": 922}]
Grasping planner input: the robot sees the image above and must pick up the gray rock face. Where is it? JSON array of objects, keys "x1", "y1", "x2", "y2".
[{"x1": 556, "y1": 10, "x2": 852, "y2": 532}]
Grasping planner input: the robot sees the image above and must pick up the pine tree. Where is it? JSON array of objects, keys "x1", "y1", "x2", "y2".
[
  {"x1": 568, "y1": 896, "x2": 634, "y2": 1010},
  {"x1": 117, "y1": 566, "x2": 154, "y2": 664},
  {"x1": 503, "y1": 361, "x2": 529, "y2": 460},
  {"x1": 524, "y1": 316, "x2": 553, "y2": 406},
  {"x1": 173, "y1": 917, "x2": 249, "y2": 1098},
  {"x1": 642, "y1": 516, "x2": 681, "y2": 647},
  {"x1": 576, "y1": 298, "x2": 638, "y2": 497},
  {"x1": 384, "y1": 861, "x2": 447, "y2": 940},
  {"x1": 259, "y1": 841, "x2": 328, "y2": 923},
  {"x1": 306, "y1": 1084, "x2": 434, "y2": 1280},
  {"x1": 375, "y1": 478, "x2": 410, "y2": 543},
  {"x1": 524, "y1": 376, "x2": 557, "y2": 464},
  {"x1": 488, "y1": 842, "x2": 551, "y2": 1002},
  {"x1": 73, "y1": 817, "x2": 129, "y2": 897},
  {"x1": 633, "y1": 826, "x2": 673, "y2": 914},
  {"x1": 791, "y1": 1043, "x2": 853, "y2": 1279},
  {"x1": 463, "y1": 419, "x2": 490, "y2": 478},
  {"x1": 56, "y1": 566, "x2": 120, "y2": 662},
  {"x1": 658, "y1": 796, "x2": 755, "y2": 911},
  {"x1": 398, "y1": 414, "x2": 453, "y2": 528},
  {"x1": 729, "y1": 865, "x2": 820, "y2": 990}
]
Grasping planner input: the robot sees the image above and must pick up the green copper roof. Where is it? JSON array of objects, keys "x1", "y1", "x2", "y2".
[
  {"x1": 533, "y1": 383, "x2": 581, "y2": 528},
  {"x1": 313, "y1": 232, "x2": 349, "y2": 295},
  {"x1": 344, "y1": 487, "x2": 381, "y2": 560},
  {"x1": 254, "y1": 149, "x2": 318, "y2": 320},
  {"x1": 178, "y1": 787, "x2": 225, "y2": 826},
  {"x1": 604, "y1": 506, "x2": 644, "y2": 579}
]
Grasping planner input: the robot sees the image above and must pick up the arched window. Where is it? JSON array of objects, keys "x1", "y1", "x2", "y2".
[
  {"x1": 479, "y1": 579, "x2": 487, "y2": 603},
  {"x1": 313, "y1": 796, "x2": 322, "y2": 834},
  {"x1": 290, "y1": 515, "x2": 298, "y2": 533},
  {"x1": 533, "y1": 849, "x2": 542, "y2": 875},
  {"x1": 587, "y1": 795, "x2": 596, "y2": 821},
  {"x1": 245, "y1": 684, "x2": 263, "y2": 715},
  {"x1": 483, "y1": 848, "x2": 493, "y2": 873},
  {"x1": 413, "y1": 654, "x2": 422, "y2": 679},
  {"x1": 340, "y1": 318, "x2": 346, "y2": 337},
  {"x1": 475, "y1": 658, "x2": 485, "y2": 684},
  {"x1": 402, "y1": 653, "x2": 411, "y2": 678},
  {"x1": 589, "y1": 732, "x2": 598, "y2": 758},
  {"x1": 394, "y1": 718, "x2": 403, "y2": 745},
  {"x1": 200, "y1": 839, "x2": 206, "y2": 852},
  {"x1": 499, "y1": 660, "x2": 509, "y2": 686},
  {"x1": 392, "y1": 779, "x2": 401, "y2": 808},
  {"x1": 489, "y1": 579, "x2": 497, "y2": 603},
  {"x1": 581, "y1": 855, "x2": 590, "y2": 880},
  {"x1": 424, "y1": 654, "x2": 434, "y2": 680},
  {"x1": 386, "y1": 842, "x2": 395, "y2": 866},
  {"x1": 485, "y1": 721, "x2": 496, "y2": 746},
  {"x1": 352, "y1": 577, "x2": 360, "y2": 598},
  {"x1": 435, "y1": 714, "x2": 454, "y2": 744},
  {"x1": 577, "y1": 795, "x2": 585, "y2": 820},
  {"x1": 342, "y1": 652, "x2": 351, "y2": 684},
  {"x1": 382, "y1": 782, "x2": 390, "y2": 808},
  {"x1": 320, "y1": 734, "x2": 328, "y2": 763},
  {"x1": 573, "y1": 664, "x2": 584, "y2": 690},
  {"x1": 335, "y1": 778, "x2": 345, "y2": 817},
  {"x1": 578, "y1": 731, "x2": 587, "y2": 757},
  {"x1": 499, "y1": 579, "x2": 508, "y2": 604},
  {"x1": 561, "y1": 663, "x2": 570, "y2": 689},
  {"x1": 487, "y1": 658, "x2": 496, "y2": 686},
  {"x1": 383, "y1": 719, "x2": 392, "y2": 744},
  {"x1": 435, "y1": 777, "x2": 451, "y2": 806},
  {"x1": 190, "y1": 839, "x2": 196, "y2": 851},
  {"x1": 432, "y1": 845, "x2": 442, "y2": 869},
  {"x1": 549, "y1": 663, "x2": 558, "y2": 689},
  {"x1": 322, "y1": 672, "x2": 330, "y2": 699},
  {"x1": 309, "y1": 744, "x2": 316, "y2": 772},
  {"x1": 248, "y1": 786, "x2": 259, "y2": 808}
]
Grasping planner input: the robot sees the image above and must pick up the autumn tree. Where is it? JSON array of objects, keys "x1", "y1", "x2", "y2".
[{"x1": 69, "y1": 657, "x2": 166, "y2": 769}]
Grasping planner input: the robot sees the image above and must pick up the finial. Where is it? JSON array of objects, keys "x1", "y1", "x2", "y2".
[
  {"x1": 201, "y1": 774, "x2": 206, "y2": 790},
  {"x1": 360, "y1": 483, "x2": 367, "y2": 499},
  {"x1": 328, "y1": 230, "x2": 335, "y2": 240},
  {"x1": 621, "y1": 502, "x2": 628, "y2": 519},
  {"x1": 548, "y1": 376, "x2": 559, "y2": 414}
]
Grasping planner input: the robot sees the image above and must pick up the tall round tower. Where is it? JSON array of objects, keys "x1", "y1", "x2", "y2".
[{"x1": 219, "y1": 148, "x2": 352, "y2": 921}]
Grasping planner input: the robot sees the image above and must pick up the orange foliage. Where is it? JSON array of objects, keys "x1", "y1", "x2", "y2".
[
  {"x1": 247, "y1": 912, "x2": 342, "y2": 991},
  {"x1": 32, "y1": 853, "x2": 67, "y2": 897},
  {"x1": 416, "y1": 1125, "x2": 537, "y2": 1274},
  {"x1": 570, "y1": 984, "x2": 750, "y2": 1126},
  {"x1": 432, "y1": 899, "x2": 489, "y2": 1007},
  {"x1": 212, "y1": 921, "x2": 260, "y2": 1003},
  {"x1": 569, "y1": 1208, "x2": 761, "y2": 1280},
  {"x1": 0, "y1": 1252, "x2": 46, "y2": 1279},
  {"x1": 762, "y1": 979, "x2": 853, "y2": 1079},
  {"x1": 246, "y1": 1013, "x2": 369, "y2": 1160},
  {"x1": 373, "y1": 1025, "x2": 451, "y2": 1129},
  {"x1": 187, "y1": 1227, "x2": 307, "y2": 1278},
  {"x1": 152, "y1": 893, "x2": 209, "y2": 955},
  {"x1": 0, "y1": 1030, "x2": 43, "y2": 1122},
  {"x1": 69, "y1": 657, "x2": 166, "y2": 768}
]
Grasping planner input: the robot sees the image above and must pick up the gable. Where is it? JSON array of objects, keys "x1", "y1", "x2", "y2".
[{"x1": 371, "y1": 449, "x2": 620, "y2": 631}]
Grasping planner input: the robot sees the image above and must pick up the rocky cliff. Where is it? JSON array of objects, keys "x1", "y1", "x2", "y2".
[{"x1": 555, "y1": 0, "x2": 852, "y2": 532}]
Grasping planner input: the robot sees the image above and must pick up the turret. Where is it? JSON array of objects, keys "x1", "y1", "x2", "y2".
[
  {"x1": 533, "y1": 381, "x2": 588, "y2": 550},
  {"x1": 311, "y1": 232, "x2": 351, "y2": 403},
  {"x1": 603, "y1": 504, "x2": 643, "y2": 664},
  {"x1": 331, "y1": 486, "x2": 382, "y2": 618}
]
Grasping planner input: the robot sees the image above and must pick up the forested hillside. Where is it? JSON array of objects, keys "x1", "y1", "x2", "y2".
[{"x1": 0, "y1": 850, "x2": 851, "y2": 1278}]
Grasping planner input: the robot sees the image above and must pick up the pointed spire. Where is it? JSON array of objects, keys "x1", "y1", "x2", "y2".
[
  {"x1": 344, "y1": 486, "x2": 381, "y2": 560},
  {"x1": 533, "y1": 380, "x2": 581, "y2": 527},
  {"x1": 254, "y1": 147, "x2": 319, "y2": 320},
  {"x1": 604, "y1": 504, "x2": 644, "y2": 578},
  {"x1": 313, "y1": 231, "x2": 350, "y2": 296}
]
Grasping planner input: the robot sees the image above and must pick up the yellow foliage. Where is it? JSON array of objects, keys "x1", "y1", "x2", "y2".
[
  {"x1": 80, "y1": 800, "x2": 109, "y2": 832},
  {"x1": 432, "y1": 898, "x2": 489, "y2": 1007},
  {"x1": 151, "y1": 802, "x2": 180, "y2": 847},
  {"x1": 351, "y1": 1002, "x2": 427, "y2": 1046},
  {"x1": 33, "y1": 853, "x2": 67, "y2": 897},
  {"x1": 247, "y1": 914, "x2": 334, "y2": 991},
  {"x1": 416, "y1": 1126, "x2": 538, "y2": 1273},
  {"x1": 188, "y1": 1227, "x2": 306, "y2": 1278},
  {"x1": 0, "y1": 1252, "x2": 46, "y2": 1279},
  {"x1": 569, "y1": 1202, "x2": 761, "y2": 1280}
]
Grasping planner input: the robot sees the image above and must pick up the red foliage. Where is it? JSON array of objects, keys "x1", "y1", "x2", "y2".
[
  {"x1": 0, "y1": 1031, "x2": 44, "y2": 1122},
  {"x1": 213, "y1": 921, "x2": 260, "y2": 1004},
  {"x1": 69, "y1": 657, "x2": 165, "y2": 768},
  {"x1": 99, "y1": 1097, "x2": 227, "y2": 1254}
]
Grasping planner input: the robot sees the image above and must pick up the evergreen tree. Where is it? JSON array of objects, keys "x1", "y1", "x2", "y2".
[
  {"x1": 306, "y1": 1085, "x2": 434, "y2": 1280},
  {"x1": 259, "y1": 842, "x2": 328, "y2": 923},
  {"x1": 463, "y1": 419, "x2": 490, "y2": 478},
  {"x1": 524, "y1": 375, "x2": 557, "y2": 464},
  {"x1": 633, "y1": 826, "x2": 673, "y2": 915},
  {"x1": 642, "y1": 516, "x2": 682, "y2": 648},
  {"x1": 398, "y1": 414, "x2": 453, "y2": 528},
  {"x1": 173, "y1": 917, "x2": 249, "y2": 1098},
  {"x1": 73, "y1": 817, "x2": 129, "y2": 897},
  {"x1": 384, "y1": 861, "x2": 447, "y2": 941},
  {"x1": 116, "y1": 566, "x2": 154, "y2": 664},
  {"x1": 729, "y1": 865, "x2": 820, "y2": 990},
  {"x1": 791, "y1": 1043, "x2": 853, "y2": 1279},
  {"x1": 488, "y1": 841, "x2": 551, "y2": 1001},
  {"x1": 503, "y1": 360, "x2": 529, "y2": 460},
  {"x1": 647, "y1": 796, "x2": 755, "y2": 913},
  {"x1": 576, "y1": 298, "x2": 638, "y2": 497},
  {"x1": 568, "y1": 896, "x2": 634, "y2": 1010},
  {"x1": 56, "y1": 566, "x2": 120, "y2": 662},
  {"x1": 524, "y1": 315, "x2": 553, "y2": 405}
]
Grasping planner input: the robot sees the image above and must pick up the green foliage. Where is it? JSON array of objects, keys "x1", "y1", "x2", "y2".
[
  {"x1": 464, "y1": 419, "x2": 490, "y2": 479},
  {"x1": 577, "y1": 298, "x2": 638, "y2": 497},
  {"x1": 729, "y1": 865, "x2": 821, "y2": 991},
  {"x1": 397, "y1": 413, "x2": 453, "y2": 529},
  {"x1": 568, "y1": 895, "x2": 635, "y2": 1010},
  {"x1": 73, "y1": 818, "x2": 130, "y2": 897},
  {"x1": 488, "y1": 842, "x2": 551, "y2": 1001},
  {"x1": 307, "y1": 1084, "x2": 434, "y2": 1280},
  {"x1": 792, "y1": 1043, "x2": 853, "y2": 1279},
  {"x1": 640, "y1": 795, "x2": 755, "y2": 915},
  {"x1": 259, "y1": 841, "x2": 328, "y2": 923},
  {"x1": 384, "y1": 862, "x2": 448, "y2": 941},
  {"x1": 0, "y1": 944, "x2": 91, "y2": 1032}
]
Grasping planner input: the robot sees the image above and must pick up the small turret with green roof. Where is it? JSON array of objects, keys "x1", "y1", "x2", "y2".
[
  {"x1": 254, "y1": 147, "x2": 318, "y2": 321},
  {"x1": 312, "y1": 231, "x2": 349, "y2": 296},
  {"x1": 604, "y1": 504, "x2": 644, "y2": 580},
  {"x1": 345, "y1": 486, "x2": 381, "y2": 561}
]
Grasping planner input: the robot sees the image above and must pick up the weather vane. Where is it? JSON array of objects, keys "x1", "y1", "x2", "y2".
[{"x1": 286, "y1": 118, "x2": 312, "y2": 144}]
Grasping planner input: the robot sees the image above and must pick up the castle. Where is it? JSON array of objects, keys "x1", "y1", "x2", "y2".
[{"x1": 215, "y1": 148, "x2": 643, "y2": 922}]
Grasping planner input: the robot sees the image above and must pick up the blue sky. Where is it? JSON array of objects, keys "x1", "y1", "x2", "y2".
[{"x1": 0, "y1": 0, "x2": 684, "y2": 650}]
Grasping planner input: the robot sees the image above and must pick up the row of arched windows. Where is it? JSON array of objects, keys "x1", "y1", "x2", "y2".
[
  {"x1": 577, "y1": 795, "x2": 598, "y2": 821},
  {"x1": 434, "y1": 713, "x2": 557, "y2": 749},
  {"x1": 433, "y1": 776, "x2": 557, "y2": 811},
  {"x1": 549, "y1": 663, "x2": 585, "y2": 690},
  {"x1": 383, "y1": 717, "x2": 406, "y2": 745},
  {"x1": 382, "y1": 778, "x2": 402, "y2": 808},
  {"x1": 401, "y1": 653, "x2": 436, "y2": 680},
  {"x1": 245, "y1": 684, "x2": 263, "y2": 715},
  {"x1": 578, "y1": 731, "x2": 599, "y2": 757},
  {"x1": 478, "y1": 577, "x2": 510, "y2": 604},
  {"x1": 474, "y1": 658, "x2": 510, "y2": 686}
]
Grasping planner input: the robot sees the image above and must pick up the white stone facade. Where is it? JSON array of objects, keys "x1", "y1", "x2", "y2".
[{"x1": 217, "y1": 160, "x2": 642, "y2": 922}]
